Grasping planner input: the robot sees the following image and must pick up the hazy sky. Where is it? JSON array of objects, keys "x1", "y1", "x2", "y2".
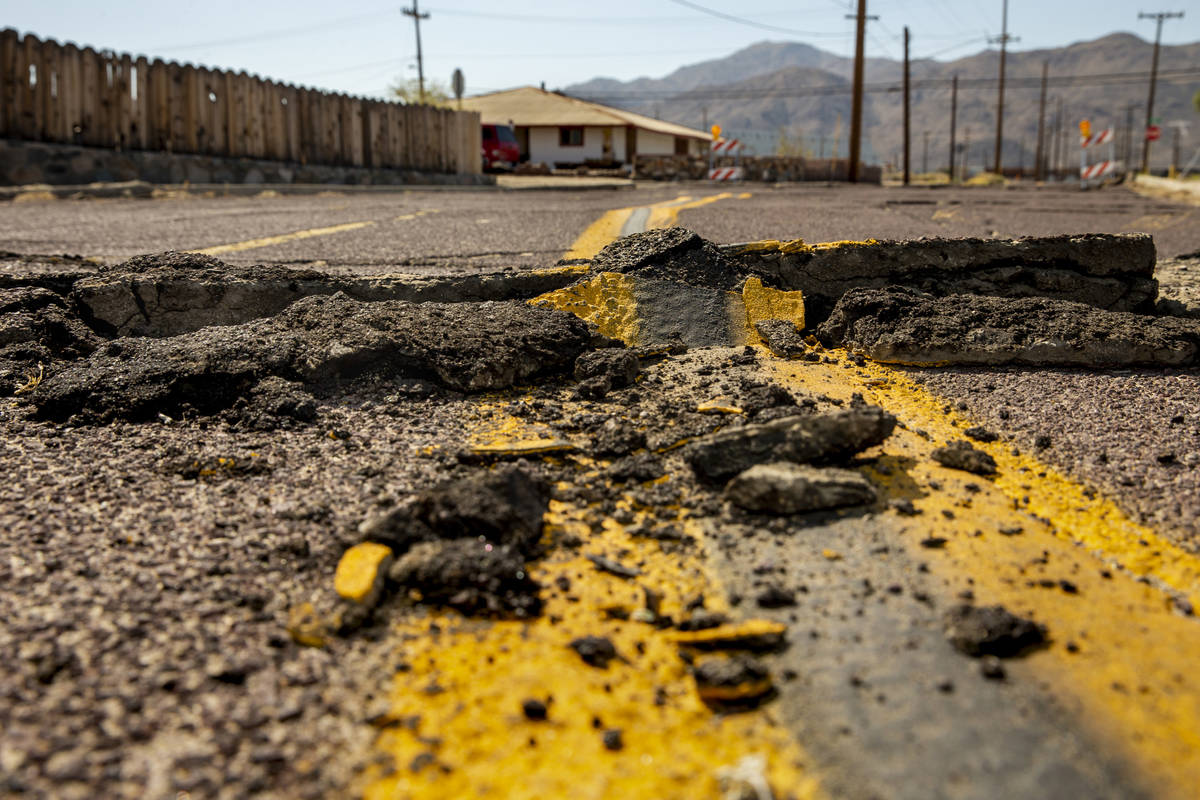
[{"x1": 2, "y1": 1, "x2": 1195, "y2": 98}]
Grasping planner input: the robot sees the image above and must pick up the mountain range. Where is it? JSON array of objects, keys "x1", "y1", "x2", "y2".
[{"x1": 565, "y1": 34, "x2": 1200, "y2": 172}]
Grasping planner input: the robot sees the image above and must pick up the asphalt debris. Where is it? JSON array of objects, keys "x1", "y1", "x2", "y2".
[
  {"x1": 569, "y1": 636, "x2": 619, "y2": 668},
  {"x1": 931, "y1": 441, "x2": 999, "y2": 476},
  {"x1": 944, "y1": 604, "x2": 1048, "y2": 658},
  {"x1": 724, "y1": 462, "x2": 877, "y2": 514},
  {"x1": 32, "y1": 294, "x2": 595, "y2": 423},
  {"x1": 819, "y1": 287, "x2": 1200, "y2": 367},
  {"x1": 686, "y1": 406, "x2": 897, "y2": 484}
]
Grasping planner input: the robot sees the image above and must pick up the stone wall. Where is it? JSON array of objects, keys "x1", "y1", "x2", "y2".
[
  {"x1": 0, "y1": 139, "x2": 494, "y2": 188},
  {"x1": 634, "y1": 154, "x2": 883, "y2": 184}
]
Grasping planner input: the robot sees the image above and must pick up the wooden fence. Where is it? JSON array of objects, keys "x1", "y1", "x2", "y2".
[{"x1": 0, "y1": 29, "x2": 481, "y2": 175}]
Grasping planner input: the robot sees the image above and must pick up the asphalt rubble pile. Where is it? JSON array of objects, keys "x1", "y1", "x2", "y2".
[{"x1": 3, "y1": 225, "x2": 1185, "y2": 798}]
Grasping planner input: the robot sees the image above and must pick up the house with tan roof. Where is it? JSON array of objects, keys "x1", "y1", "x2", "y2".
[{"x1": 461, "y1": 86, "x2": 711, "y2": 169}]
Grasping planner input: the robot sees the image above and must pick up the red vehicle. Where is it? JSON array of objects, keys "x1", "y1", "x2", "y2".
[{"x1": 482, "y1": 124, "x2": 520, "y2": 171}]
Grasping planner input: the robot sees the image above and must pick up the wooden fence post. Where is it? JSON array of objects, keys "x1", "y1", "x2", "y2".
[
  {"x1": 0, "y1": 29, "x2": 15, "y2": 137},
  {"x1": 132, "y1": 56, "x2": 148, "y2": 149}
]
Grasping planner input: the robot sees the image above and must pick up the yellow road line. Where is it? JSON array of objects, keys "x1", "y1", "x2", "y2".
[
  {"x1": 563, "y1": 207, "x2": 637, "y2": 260},
  {"x1": 365, "y1": 406, "x2": 817, "y2": 799},
  {"x1": 768, "y1": 354, "x2": 1200, "y2": 800},
  {"x1": 646, "y1": 192, "x2": 734, "y2": 229},
  {"x1": 563, "y1": 193, "x2": 745, "y2": 261},
  {"x1": 191, "y1": 220, "x2": 376, "y2": 256}
]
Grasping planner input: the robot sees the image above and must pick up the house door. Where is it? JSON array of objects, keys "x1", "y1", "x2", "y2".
[{"x1": 602, "y1": 128, "x2": 614, "y2": 163}]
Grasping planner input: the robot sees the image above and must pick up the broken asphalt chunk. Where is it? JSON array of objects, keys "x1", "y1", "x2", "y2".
[
  {"x1": 727, "y1": 232, "x2": 1158, "y2": 325},
  {"x1": 944, "y1": 604, "x2": 1048, "y2": 658},
  {"x1": 569, "y1": 636, "x2": 619, "y2": 668},
  {"x1": 932, "y1": 442, "x2": 998, "y2": 476},
  {"x1": 754, "y1": 318, "x2": 808, "y2": 358},
  {"x1": 589, "y1": 227, "x2": 742, "y2": 291},
  {"x1": 818, "y1": 287, "x2": 1200, "y2": 367},
  {"x1": 574, "y1": 349, "x2": 640, "y2": 400},
  {"x1": 360, "y1": 465, "x2": 549, "y2": 555},
  {"x1": 74, "y1": 250, "x2": 586, "y2": 338},
  {"x1": 725, "y1": 463, "x2": 877, "y2": 514},
  {"x1": 692, "y1": 655, "x2": 775, "y2": 708},
  {"x1": 33, "y1": 294, "x2": 594, "y2": 423},
  {"x1": 686, "y1": 406, "x2": 897, "y2": 484},
  {"x1": 586, "y1": 553, "x2": 642, "y2": 578},
  {"x1": 389, "y1": 539, "x2": 542, "y2": 618}
]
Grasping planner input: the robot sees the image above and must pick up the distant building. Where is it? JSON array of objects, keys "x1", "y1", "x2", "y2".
[{"x1": 460, "y1": 86, "x2": 710, "y2": 168}]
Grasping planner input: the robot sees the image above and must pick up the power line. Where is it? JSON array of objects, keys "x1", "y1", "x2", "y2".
[
  {"x1": 153, "y1": 8, "x2": 394, "y2": 51},
  {"x1": 574, "y1": 67, "x2": 1200, "y2": 101},
  {"x1": 664, "y1": 0, "x2": 847, "y2": 37},
  {"x1": 914, "y1": 36, "x2": 989, "y2": 61}
]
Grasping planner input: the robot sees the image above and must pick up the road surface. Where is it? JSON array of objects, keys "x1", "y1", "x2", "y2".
[{"x1": 2, "y1": 180, "x2": 1199, "y2": 800}]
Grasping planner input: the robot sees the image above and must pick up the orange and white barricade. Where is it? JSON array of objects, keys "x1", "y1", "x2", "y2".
[{"x1": 1079, "y1": 126, "x2": 1117, "y2": 187}]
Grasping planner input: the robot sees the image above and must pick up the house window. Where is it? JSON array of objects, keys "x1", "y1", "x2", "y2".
[{"x1": 559, "y1": 127, "x2": 584, "y2": 147}]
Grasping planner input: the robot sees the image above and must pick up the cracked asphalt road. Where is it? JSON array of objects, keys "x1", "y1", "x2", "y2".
[{"x1": 3, "y1": 180, "x2": 1200, "y2": 800}]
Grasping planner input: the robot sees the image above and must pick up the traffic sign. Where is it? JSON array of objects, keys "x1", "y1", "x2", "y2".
[{"x1": 1146, "y1": 125, "x2": 1162, "y2": 142}]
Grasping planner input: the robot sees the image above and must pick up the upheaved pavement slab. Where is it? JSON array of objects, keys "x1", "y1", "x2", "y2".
[{"x1": 3, "y1": 200, "x2": 1200, "y2": 800}]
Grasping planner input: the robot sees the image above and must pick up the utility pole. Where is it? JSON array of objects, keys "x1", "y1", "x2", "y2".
[
  {"x1": 846, "y1": 1, "x2": 878, "y2": 183},
  {"x1": 903, "y1": 26, "x2": 911, "y2": 186},
  {"x1": 1049, "y1": 98, "x2": 1062, "y2": 179},
  {"x1": 990, "y1": 0, "x2": 1018, "y2": 175},
  {"x1": 923, "y1": 130, "x2": 930, "y2": 174},
  {"x1": 1058, "y1": 100, "x2": 1068, "y2": 177},
  {"x1": 1034, "y1": 61, "x2": 1048, "y2": 180},
  {"x1": 948, "y1": 75, "x2": 958, "y2": 181},
  {"x1": 962, "y1": 127, "x2": 971, "y2": 180},
  {"x1": 1124, "y1": 103, "x2": 1137, "y2": 171},
  {"x1": 1139, "y1": 11, "x2": 1184, "y2": 173},
  {"x1": 402, "y1": 1, "x2": 431, "y2": 104}
]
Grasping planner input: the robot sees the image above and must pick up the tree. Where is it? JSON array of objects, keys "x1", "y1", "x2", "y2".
[
  {"x1": 1194, "y1": 89, "x2": 1200, "y2": 115},
  {"x1": 388, "y1": 77, "x2": 453, "y2": 107}
]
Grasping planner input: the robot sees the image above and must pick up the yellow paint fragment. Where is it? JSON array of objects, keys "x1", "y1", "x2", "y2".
[
  {"x1": 696, "y1": 399, "x2": 744, "y2": 415},
  {"x1": 334, "y1": 542, "x2": 394, "y2": 604},
  {"x1": 470, "y1": 438, "x2": 578, "y2": 458},
  {"x1": 286, "y1": 602, "x2": 330, "y2": 648},
  {"x1": 741, "y1": 276, "x2": 806, "y2": 336},
  {"x1": 809, "y1": 238, "x2": 880, "y2": 251},
  {"x1": 727, "y1": 239, "x2": 811, "y2": 255},
  {"x1": 670, "y1": 619, "x2": 788, "y2": 650},
  {"x1": 820, "y1": 549, "x2": 842, "y2": 561},
  {"x1": 532, "y1": 272, "x2": 641, "y2": 345}
]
